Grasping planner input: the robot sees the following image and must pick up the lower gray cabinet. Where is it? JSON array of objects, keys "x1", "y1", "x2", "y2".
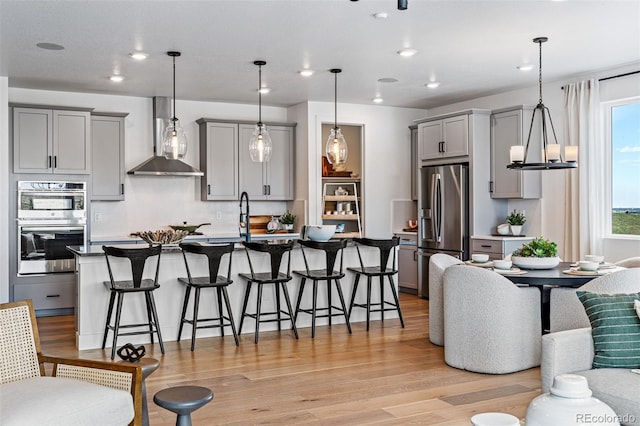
[
  {"x1": 471, "y1": 237, "x2": 534, "y2": 260},
  {"x1": 91, "y1": 113, "x2": 127, "y2": 201},
  {"x1": 14, "y1": 281, "x2": 75, "y2": 311},
  {"x1": 397, "y1": 234, "x2": 418, "y2": 292}
]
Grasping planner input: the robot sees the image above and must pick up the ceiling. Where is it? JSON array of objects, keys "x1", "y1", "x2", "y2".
[{"x1": 1, "y1": 0, "x2": 639, "y2": 110}]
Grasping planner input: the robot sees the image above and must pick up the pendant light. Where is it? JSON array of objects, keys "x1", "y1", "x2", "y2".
[
  {"x1": 248, "y1": 60, "x2": 272, "y2": 163},
  {"x1": 163, "y1": 51, "x2": 188, "y2": 160},
  {"x1": 507, "y1": 37, "x2": 578, "y2": 171},
  {"x1": 326, "y1": 68, "x2": 348, "y2": 165}
]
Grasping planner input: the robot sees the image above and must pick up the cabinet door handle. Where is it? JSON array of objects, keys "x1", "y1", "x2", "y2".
[
  {"x1": 441, "y1": 141, "x2": 446, "y2": 152},
  {"x1": 481, "y1": 244, "x2": 492, "y2": 248},
  {"x1": 414, "y1": 251, "x2": 418, "y2": 261},
  {"x1": 46, "y1": 294, "x2": 60, "y2": 298},
  {"x1": 489, "y1": 181, "x2": 494, "y2": 193},
  {"x1": 267, "y1": 185, "x2": 271, "y2": 195},
  {"x1": 54, "y1": 156, "x2": 57, "y2": 168},
  {"x1": 207, "y1": 184, "x2": 211, "y2": 195},
  {"x1": 48, "y1": 155, "x2": 52, "y2": 168},
  {"x1": 121, "y1": 184, "x2": 124, "y2": 195}
]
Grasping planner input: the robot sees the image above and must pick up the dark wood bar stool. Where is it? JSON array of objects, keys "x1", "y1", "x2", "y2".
[
  {"x1": 102, "y1": 245, "x2": 164, "y2": 360},
  {"x1": 293, "y1": 239, "x2": 352, "y2": 338},
  {"x1": 238, "y1": 241, "x2": 299, "y2": 343},
  {"x1": 177, "y1": 242, "x2": 239, "y2": 350},
  {"x1": 347, "y1": 237, "x2": 405, "y2": 331}
]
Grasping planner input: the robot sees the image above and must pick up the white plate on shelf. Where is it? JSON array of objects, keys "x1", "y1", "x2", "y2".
[{"x1": 465, "y1": 260, "x2": 494, "y2": 268}]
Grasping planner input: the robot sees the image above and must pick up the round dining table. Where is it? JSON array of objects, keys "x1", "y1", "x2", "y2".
[{"x1": 500, "y1": 261, "x2": 624, "y2": 332}]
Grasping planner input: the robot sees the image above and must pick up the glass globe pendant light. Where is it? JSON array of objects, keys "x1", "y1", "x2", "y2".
[
  {"x1": 326, "y1": 68, "x2": 348, "y2": 165},
  {"x1": 248, "y1": 60, "x2": 272, "y2": 162},
  {"x1": 163, "y1": 51, "x2": 188, "y2": 160}
]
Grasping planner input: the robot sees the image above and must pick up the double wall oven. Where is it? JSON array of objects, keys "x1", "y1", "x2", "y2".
[{"x1": 17, "y1": 181, "x2": 87, "y2": 276}]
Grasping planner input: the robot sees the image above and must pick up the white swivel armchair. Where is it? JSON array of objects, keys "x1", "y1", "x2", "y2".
[
  {"x1": 428, "y1": 253, "x2": 462, "y2": 346},
  {"x1": 443, "y1": 265, "x2": 541, "y2": 374},
  {"x1": 615, "y1": 256, "x2": 640, "y2": 268}
]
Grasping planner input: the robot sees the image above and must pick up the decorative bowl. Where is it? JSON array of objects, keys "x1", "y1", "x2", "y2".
[
  {"x1": 306, "y1": 225, "x2": 336, "y2": 242},
  {"x1": 471, "y1": 253, "x2": 490, "y2": 263},
  {"x1": 496, "y1": 223, "x2": 510, "y2": 235},
  {"x1": 584, "y1": 254, "x2": 605, "y2": 264},
  {"x1": 136, "y1": 229, "x2": 188, "y2": 245},
  {"x1": 512, "y1": 256, "x2": 560, "y2": 270},
  {"x1": 493, "y1": 259, "x2": 513, "y2": 270},
  {"x1": 578, "y1": 261, "x2": 599, "y2": 271}
]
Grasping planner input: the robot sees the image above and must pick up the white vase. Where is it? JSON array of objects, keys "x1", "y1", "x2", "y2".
[
  {"x1": 510, "y1": 225, "x2": 523, "y2": 236},
  {"x1": 525, "y1": 374, "x2": 620, "y2": 426}
]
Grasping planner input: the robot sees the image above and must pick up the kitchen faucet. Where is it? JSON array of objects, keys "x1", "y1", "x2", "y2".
[{"x1": 239, "y1": 191, "x2": 251, "y2": 242}]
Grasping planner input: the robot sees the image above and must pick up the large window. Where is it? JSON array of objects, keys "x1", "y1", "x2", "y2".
[{"x1": 606, "y1": 98, "x2": 640, "y2": 236}]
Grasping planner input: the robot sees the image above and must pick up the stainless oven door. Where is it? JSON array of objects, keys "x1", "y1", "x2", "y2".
[{"x1": 18, "y1": 222, "x2": 86, "y2": 275}]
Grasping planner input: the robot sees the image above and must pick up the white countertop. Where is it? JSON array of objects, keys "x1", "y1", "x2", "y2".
[{"x1": 471, "y1": 235, "x2": 534, "y2": 241}]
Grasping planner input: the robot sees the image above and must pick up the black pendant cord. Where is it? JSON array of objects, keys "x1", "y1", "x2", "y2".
[
  {"x1": 538, "y1": 39, "x2": 543, "y2": 105},
  {"x1": 334, "y1": 71, "x2": 338, "y2": 130},
  {"x1": 258, "y1": 64, "x2": 262, "y2": 126},
  {"x1": 172, "y1": 54, "x2": 177, "y2": 124}
]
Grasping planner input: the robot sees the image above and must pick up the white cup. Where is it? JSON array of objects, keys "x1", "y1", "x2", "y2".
[
  {"x1": 325, "y1": 211, "x2": 332, "y2": 215},
  {"x1": 584, "y1": 254, "x2": 604, "y2": 264},
  {"x1": 472, "y1": 253, "x2": 489, "y2": 263},
  {"x1": 493, "y1": 260, "x2": 512, "y2": 270}
]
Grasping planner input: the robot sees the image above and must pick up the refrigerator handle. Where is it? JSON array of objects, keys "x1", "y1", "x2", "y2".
[
  {"x1": 429, "y1": 173, "x2": 439, "y2": 242},
  {"x1": 435, "y1": 173, "x2": 442, "y2": 242}
]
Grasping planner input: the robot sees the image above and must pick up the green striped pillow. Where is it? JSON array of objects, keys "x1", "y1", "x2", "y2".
[{"x1": 576, "y1": 291, "x2": 640, "y2": 369}]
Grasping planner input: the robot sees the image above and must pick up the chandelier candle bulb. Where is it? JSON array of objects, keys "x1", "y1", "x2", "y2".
[
  {"x1": 546, "y1": 144, "x2": 561, "y2": 162},
  {"x1": 564, "y1": 145, "x2": 578, "y2": 162},
  {"x1": 510, "y1": 146, "x2": 525, "y2": 163}
]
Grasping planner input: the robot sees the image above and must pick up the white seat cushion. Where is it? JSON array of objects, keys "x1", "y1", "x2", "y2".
[{"x1": 0, "y1": 376, "x2": 133, "y2": 426}]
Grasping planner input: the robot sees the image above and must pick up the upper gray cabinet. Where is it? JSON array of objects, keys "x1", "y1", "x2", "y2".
[
  {"x1": 490, "y1": 106, "x2": 541, "y2": 199},
  {"x1": 198, "y1": 120, "x2": 240, "y2": 201},
  {"x1": 239, "y1": 123, "x2": 295, "y2": 201},
  {"x1": 13, "y1": 106, "x2": 92, "y2": 174},
  {"x1": 91, "y1": 113, "x2": 128, "y2": 201},
  {"x1": 418, "y1": 114, "x2": 469, "y2": 161}
]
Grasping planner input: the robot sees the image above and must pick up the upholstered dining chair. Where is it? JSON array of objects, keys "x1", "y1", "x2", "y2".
[
  {"x1": 549, "y1": 268, "x2": 640, "y2": 332},
  {"x1": 428, "y1": 253, "x2": 462, "y2": 346},
  {"x1": 0, "y1": 299, "x2": 143, "y2": 426},
  {"x1": 615, "y1": 256, "x2": 640, "y2": 268},
  {"x1": 443, "y1": 265, "x2": 541, "y2": 374}
]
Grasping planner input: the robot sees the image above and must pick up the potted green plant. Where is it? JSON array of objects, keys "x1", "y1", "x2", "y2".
[
  {"x1": 511, "y1": 237, "x2": 560, "y2": 269},
  {"x1": 279, "y1": 211, "x2": 296, "y2": 232},
  {"x1": 506, "y1": 209, "x2": 526, "y2": 236}
]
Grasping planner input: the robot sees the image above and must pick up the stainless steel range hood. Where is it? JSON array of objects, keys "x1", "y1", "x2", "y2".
[{"x1": 127, "y1": 97, "x2": 203, "y2": 176}]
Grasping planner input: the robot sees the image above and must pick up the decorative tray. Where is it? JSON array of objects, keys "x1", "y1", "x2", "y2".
[{"x1": 562, "y1": 269, "x2": 607, "y2": 276}]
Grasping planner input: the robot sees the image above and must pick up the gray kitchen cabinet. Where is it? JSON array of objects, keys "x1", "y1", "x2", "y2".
[
  {"x1": 198, "y1": 120, "x2": 239, "y2": 201},
  {"x1": 397, "y1": 234, "x2": 418, "y2": 293},
  {"x1": 239, "y1": 123, "x2": 295, "y2": 200},
  {"x1": 471, "y1": 237, "x2": 533, "y2": 261},
  {"x1": 13, "y1": 106, "x2": 92, "y2": 174},
  {"x1": 13, "y1": 281, "x2": 75, "y2": 311},
  {"x1": 410, "y1": 125, "x2": 418, "y2": 201},
  {"x1": 418, "y1": 114, "x2": 468, "y2": 161},
  {"x1": 91, "y1": 113, "x2": 128, "y2": 201},
  {"x1": 490, "y1": 106, "x2": 541, "y2": 199}
]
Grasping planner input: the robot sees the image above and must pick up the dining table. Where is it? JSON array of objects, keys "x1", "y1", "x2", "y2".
[{"x1": 499, "y1": 261, "x2": 625, "y2": 332}]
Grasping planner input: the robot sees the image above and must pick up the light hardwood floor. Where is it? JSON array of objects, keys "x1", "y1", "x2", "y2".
[{"x1": 37, "y1": 293, "x2": 540, "y2": 425}]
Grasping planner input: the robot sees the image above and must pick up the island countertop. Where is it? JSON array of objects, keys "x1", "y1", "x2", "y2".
[{"x1": 70, "y1": 238, "x2": 395, "y2": 350}]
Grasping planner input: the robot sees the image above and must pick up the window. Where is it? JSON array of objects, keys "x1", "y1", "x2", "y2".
[{"x1": 605, "y1": 98, "x2": 640, "y2": 236}]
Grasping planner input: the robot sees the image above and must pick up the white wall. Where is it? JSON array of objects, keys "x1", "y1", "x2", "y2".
[
  {"x1": 1, "y1": 77, "x2": 9, "y2": 302},
  {"x1": 8, "y1": 88, "x2": 291, "y2": 239},
  {"x1": 426, "y1": 62, "x2": 640, "y2": 261},
  {"x1": 304, "y1": 101, "x2": 428, "y2": 238}
]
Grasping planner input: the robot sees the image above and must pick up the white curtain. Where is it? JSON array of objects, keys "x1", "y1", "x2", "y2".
[{"x1": 563, "y1": 79, "x2": 603, "y2": 261}]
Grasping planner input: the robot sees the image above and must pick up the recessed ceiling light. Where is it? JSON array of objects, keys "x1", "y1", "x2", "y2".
[
  {"x1": 373, "y1": 12, "x2": 388, "y2": 19},
  {"x1": 426, "y1": 82, "x2": 440, "y2": 89},
  {"x1": 373, "y1": 97, "x2": 384, "y2": 103},
  {"x1": 129, "y1": 52, "x2": 148, "y2": 60},
  {"x1": 397, "y1": 48, "x2": 417, "y2": 57},
  {"x1": 110, "y1": 75, "x2": 124, "y2": 82},
  {"x1": 299, "y1": 69, "x2": 314, "y2": 77},
  {"x1": 378, "y1": 77, "x2": 398, "y2": 83},
  {"x1": 258, "y1": 87, "x2": 270, "y2": 94},
  {"x1": 36, "y1": 42, "x2": 64, "y2": 51},
  {"x1": 517, "y1": 64, "x2": 534, "y2": 71}
]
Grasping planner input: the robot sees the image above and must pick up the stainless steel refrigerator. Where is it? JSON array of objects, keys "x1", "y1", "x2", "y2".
[{"x1": 417, "y1": 163, "x2": 470, "y2": 298}]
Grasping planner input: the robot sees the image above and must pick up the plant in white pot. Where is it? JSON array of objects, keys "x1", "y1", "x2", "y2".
[
  {"x1": 511, "y1": 237, "x2": 560, "y2": 269},
  {"x1": 506, "y1": 209, "x2": 526, "y2": 236},
  {"x1": 279, "y1": 211, "x2": 296, "y2": 232}
]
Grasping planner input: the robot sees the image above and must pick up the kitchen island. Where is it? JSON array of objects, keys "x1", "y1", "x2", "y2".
[{"x1": 69, "y1": 239, "x2": 394, "y2": 350}]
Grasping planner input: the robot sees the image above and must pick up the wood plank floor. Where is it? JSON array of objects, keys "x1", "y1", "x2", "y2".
[{"x1": 36, "y1": 293, "x2": 540, "y2": 425}]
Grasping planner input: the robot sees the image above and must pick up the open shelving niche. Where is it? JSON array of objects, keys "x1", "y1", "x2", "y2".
[{"x1": 322, "y1": 180, "x2": 362, "y2": 238}]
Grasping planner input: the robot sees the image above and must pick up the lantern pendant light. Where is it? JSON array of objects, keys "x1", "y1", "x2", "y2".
[
  {"x1": 507, "y1": 37, "x2": 577, "y2": 171},
  {"x1": 326, "y1": 68, "x2": 348, "y2": 165},
  {"x1": 163, "y1": 51, "x2": 188, "y2": 160},
  {"x1": 248, "y1": 60, "x2": 272, "y2": 163}
]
